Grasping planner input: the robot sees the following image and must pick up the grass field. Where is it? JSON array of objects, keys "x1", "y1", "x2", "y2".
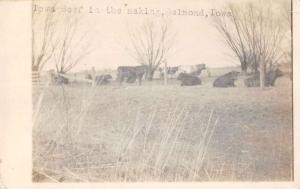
[{"x1": 32, "y1": 69, "x2": 293, "y2": 182}]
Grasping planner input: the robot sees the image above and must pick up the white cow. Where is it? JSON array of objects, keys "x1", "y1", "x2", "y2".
[{"x1": 177, "y1": 64, "x2": 206, "y2": 76}]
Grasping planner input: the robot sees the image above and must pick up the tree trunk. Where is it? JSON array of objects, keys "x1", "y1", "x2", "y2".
[
  {"x1": 260, "y1": 60, "x2": 265, "y2": 89},
  {"x1": 91, "y1": 67, "x2": 96, "y2": 87},
  {"x1": 253, "y1": 62, "x2": 259, "y2": 74},
  {"x1": 147, "y1": 70, "x2": 155, "y2": 81},
  {"x1": 32, "y1": 65, "x2": 39, "y2": 72},
  {"x1": 241, "y1": 62, "x2": 247, "y2": 75},
  {"x1": 164, "y1": 61, "x2": 168, "y2": 85}
]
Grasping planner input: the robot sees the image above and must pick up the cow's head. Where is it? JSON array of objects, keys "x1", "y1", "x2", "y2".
[
  {"x1": 230, "y1": 71, "x2": 240, "y2": 79},
  {"x1": 274, "y1": 68, "x2": 284, "y2": 78},
  {"x1": 177, "y1": 73, "x2": 186, "y2": 81},
  {"x1": 268, "y1": 68, "x2": 283, "y2": 86},
  {"x1": 196, "y1": 64, "x2": 206, "y2": 70}
]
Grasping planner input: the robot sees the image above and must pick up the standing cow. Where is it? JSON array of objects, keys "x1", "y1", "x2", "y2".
[
  {"x1": 116, "y1": 65, "x2": 147, "y2": 85},
  {"x1": 213, "y1": 71, "x2": 240, "y2": 88}
]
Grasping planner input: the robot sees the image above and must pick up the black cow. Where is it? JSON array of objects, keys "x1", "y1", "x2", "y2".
[
  {"x1": 178, "y1": 64, "x2": 206, "y2": 76},
  {"x1": 244, "y1": 68, "x2": 283, "y2": 87},
  {"x1": 158, "y1": 66, "x2": 179, "y2": 79},
  {"x1": 95, "y1": 74, "x2": 112, "y2": 85},
  {"x1": 213, "y1": 71, "x2": 240, "y2": 88},
  {"x1": 177, "y1": 73, "x2": 202, "y2": 86},
  {"x1": 117, "y1": 65, "x2": 147, "y2": 85}
]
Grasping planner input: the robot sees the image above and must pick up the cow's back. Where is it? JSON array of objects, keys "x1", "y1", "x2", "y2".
[{"x1": 213, "y1": 71, "x2": 239, "y2": 87}]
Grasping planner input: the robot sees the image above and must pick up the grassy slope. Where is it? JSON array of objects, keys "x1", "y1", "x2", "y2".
[{"x1": 32, "y1": 69, "x2": 293, "y2": 182}]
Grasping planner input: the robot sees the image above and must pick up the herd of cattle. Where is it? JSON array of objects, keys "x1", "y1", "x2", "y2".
[{"x1": 50, "y1": 63, "x2": 284, "y2": 88}]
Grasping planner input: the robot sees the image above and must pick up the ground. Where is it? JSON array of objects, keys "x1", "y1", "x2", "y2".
[{"x1": 32, "y1": 68, "x2": 293, "y2": 182}]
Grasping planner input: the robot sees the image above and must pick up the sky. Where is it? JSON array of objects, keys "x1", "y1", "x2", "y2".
[{"x1": 34, "y1": 0, "x2": 286, "y2": 72}]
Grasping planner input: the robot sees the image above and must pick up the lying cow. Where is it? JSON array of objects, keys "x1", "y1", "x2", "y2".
[
  {"x1": 50, "y1": 73, "x2": 69, "y2": 85},
  {"x1": 244, "y1": 68, "x2": 283, "y2": 87},
  {"x1": 158, "y1": 66, "x2": 179, "y2": 79},
  {"x1": 178, "y1": 64, "x2": 206, "y2": 76},
  {"x1": 117, "y1": 65, "x2": 147, "y2": 85},
  {"x1": 95, "y1": 74, "x2": 112, "y2": 85},
  {"x1": 177, "y1": 73, "x2": 202, "y2": 86},
  {"x1": 213, "y1": 71, "x2": 240, "y2": 88}
]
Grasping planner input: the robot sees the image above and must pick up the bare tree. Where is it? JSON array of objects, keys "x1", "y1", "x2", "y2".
[
  {"x1": 32, "y1": 6, "x2": 58, "y2": 72},
  {"x1": 279, "y1": 0, "x2": 292, "y2": 78},
  {"x1": 128, "y1": 19, "x2": 174, "y2": 81},
  {"x1": 52, "y1": 14, "x2": 93, "y2": 74},
  {"x1": 213, "y1": 1, "x2": 287, "y2": 83},
  {"x1": 213, "y1": 4, "x2": 248, "y2": 74},
  {"x1": 32, "y1": 1, "x2": 93, "y2": 75}
]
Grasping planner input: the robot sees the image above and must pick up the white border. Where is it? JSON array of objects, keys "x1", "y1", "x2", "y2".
[{"x1": 0, "y1": 0, "x2": 299, "y2": 188}]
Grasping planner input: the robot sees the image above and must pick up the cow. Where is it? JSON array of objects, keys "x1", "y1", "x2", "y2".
[
  {"x1": 50, "y1": 72, "x2": 69, "y2": 85},
  {"x1": 177, "y1": 73, "x2": 202, "y2": 86},
  {"x1": 85, "y1": 74, "x2": 92, "y2": 80},
  {"x1": 213, "y1": 71, "x2": 240, "y2": 88},
  {"x1": 244, "y1": 68, "x2": 283, "y2": 87},
  {"x1": 95, "y1": 74, "x2": 112, "y2": 85},
  {"x1": 116, "y1": 65, "x2": 147, "y2": 85},
  {"x1": 158, "y1": 66, "x2": 179, "y2": 79},
  {"x1": 177, "y1": 64, "x2": 206, "y2": 76}
]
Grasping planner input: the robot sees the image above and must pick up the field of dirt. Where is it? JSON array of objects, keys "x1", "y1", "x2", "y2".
[{"x1": 32, "y1": 69, "x2": 293, "y2": 182}]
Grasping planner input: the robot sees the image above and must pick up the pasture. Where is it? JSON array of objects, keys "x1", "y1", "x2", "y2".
[{"x1": 32, "y1": 68, "x2": 293, "y2": 182}]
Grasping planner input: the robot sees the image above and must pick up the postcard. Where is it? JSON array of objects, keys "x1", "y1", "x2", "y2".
[{"x1": 0, "y1": 0, "x2": 299, "y2": 188}]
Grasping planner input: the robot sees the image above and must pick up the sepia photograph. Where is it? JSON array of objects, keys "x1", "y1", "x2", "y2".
[
  {"x1": 0, "y1": 0, "x2": 297, "y2": 187},
  {"x1": 30, "y1": 0, "x2": 294, "y2": 183}
]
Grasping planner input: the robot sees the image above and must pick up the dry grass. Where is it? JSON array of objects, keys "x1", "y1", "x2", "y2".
[{"x1": 32, "y1": 70, "x2": 293, "y2": 182}]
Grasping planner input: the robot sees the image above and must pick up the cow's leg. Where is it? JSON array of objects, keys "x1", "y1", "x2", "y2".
[
  {"x1": 119, "y1": 75, "x2": 124, "y2": 84},
  {"x1": 226, "y1": 81, "x2": 232, "y2": 87},
  {"x1": 231, "y1": 80, "x2": 236, "y2": 87},
  {"x1": 116, "y1": 73, "x2": 120, "y2": 83},
  {"x1": 190, "y1": 80, "x2": 195, "y2": 85},
  {"x1": 160, "y1": 73, "x2": 164, "y2": 80},
  {"x1": 182, "y1": 81, "x2": 189, "y2": 86},
  {"x1": 245, "y1": 79, "x2": 250, "y2": 87},
  {"x1": 138, "y1": 77, "x2": 141, "y2": 85},
  {"x1": 138, "y1": 74, "x2": 142, "y2": 85}
]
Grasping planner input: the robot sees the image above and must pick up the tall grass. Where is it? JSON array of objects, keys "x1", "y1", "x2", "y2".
[{"x1": 32, "y1": 84, "x2": 221, "y2": 182}]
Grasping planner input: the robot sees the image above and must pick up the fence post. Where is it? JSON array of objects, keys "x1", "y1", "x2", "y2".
[
  {"x1": 164, "y1": 61, "x2": 168, "y2": 86},
  {"x1": 91, "y1": 67, "x2": 96, "y2": 87}
]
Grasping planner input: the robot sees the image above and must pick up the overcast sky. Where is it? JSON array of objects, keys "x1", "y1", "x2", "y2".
[{"x1": 34, "y1": 0, "x2": 284, "y2": 72}]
